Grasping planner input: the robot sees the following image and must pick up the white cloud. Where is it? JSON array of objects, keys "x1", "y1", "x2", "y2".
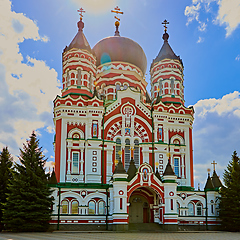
[
  {"x1": 235, "y1": 54, "x2": 240, "y2": 61},
  {"x1": 185, "y1": 0, "x2": 240, "y2": 37},
  {"x1": 193, "y1": 91, "x2": 240, "y2": 189},
  {"x1": 197, "y1": 36, "x2": 204, "y2": 43},
  {"x1": 0, "y1": 0, "x2": 60, "y2": 157}
]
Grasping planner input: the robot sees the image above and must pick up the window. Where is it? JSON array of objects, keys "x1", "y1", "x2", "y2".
[
  {"x1": 72, "y1": 152, "x2": 79, "y2": 174},
  {"x1": 116, "y1": 138, "x2": 121, "y2": 162},
  {"x1": 125, "y1": 139, "x2": 130, "y2": 171},
  {"x1": 174, "y1": 157, "x2": 180, "y2": 177},
  {"x1": 197, "y1": 203, "x2": 202, "y2": 216},
  {"x1": 98, "y1": 201, "x2": 105, "y2": 215},
  {"x1": 88, "y1": 201, "x2": 95, "y2": 215},
  {"x1": 188, "y1": 202, "x2": 194, "y2": 216},
  {"x1": 134, "y1": 139, "x2": 139, "y2": 167},
  {"x1": 72, "y1": 200, "x2": 79, "y2": 214},
  {"x1": 62, "y1": 200, "x2": 68, "y2": 214},
  {"x1": 123, "y1": 84, "x2": 128, "y2": 90}
]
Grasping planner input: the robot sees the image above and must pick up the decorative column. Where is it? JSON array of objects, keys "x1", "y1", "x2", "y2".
[
  {"x1": 181, "y1": 154, "x2": 185, "y2": 179},
  {"x1": 163, "y1": 127, "x2": 169, "y2": 144}
]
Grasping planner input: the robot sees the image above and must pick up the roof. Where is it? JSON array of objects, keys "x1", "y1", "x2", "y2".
[
  {"x1": 64, "y1": 19, "x2": 92, "y2": 53},
  {"x1": 152, "y1": 32, "x2": 183, "y2": 66},
  {"x1": 114, "y1": 160, "x2": 126, "y2": 174},
  {"x1": 127, "y1": 158, "x2": 137, "y2": 181},
  {"x1": 49, "y1": 168, "x2": 57, "y2": 184},
  {"x1": 155, "y1": 169, "x2": 161, "y2": 181},
  {"x1": 163, "y1": 161, "x2": 175, "y2": 176},
  {"x1": 211, "y1": 170, "x2": 223, "y2": 188},
  {"x1": 204, "y1": 174, "x2": 215, "y2": 190}
]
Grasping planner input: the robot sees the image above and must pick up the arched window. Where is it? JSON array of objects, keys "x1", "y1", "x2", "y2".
[
  {"x1": 125, "y1": 139, "x2": 130, "y2": 171},
  {"x1": 72, "y1": 152, "x2": 79, "y2": 174},
  {"x1": 134, "y1": 139, "x2": 139, "y2": 167},
  {"x1": 164, "y1": 82, "x2": 168, "y2": 88},
  {"x1": 123, "y1": 84, "x2": 128, "y2": 90},
  {"x1": 188, "y1": 202, "x2": 194, "y2": 216},
  {"x1": 196, "y1": 202, "x2": 202, "y2": 216},
  {"x1": 116, "y1": 138, "x2": 121, "y2": 162},
  {"x1": 174, "y1": 157, "x2": 180, "y2": 177},
  {"x1": 98, "y1": 201, "x2": 105, "y2": 215},
  {"x1": 72, "y1": 200, "x2": 79, "y2": 214},
  {"x1": 173, "y1": 139, "x2": 180, "y2": 145},
  {"x1": 62, "y1": 200, "x2": 68, "y2": 214},
  {"x1": 88, "y1": 201, "x2": 96, "y2": 215}
]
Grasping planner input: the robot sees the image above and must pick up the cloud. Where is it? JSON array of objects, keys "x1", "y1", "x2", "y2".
[
  {"x1": 193, "y1": 91, "x2": 240, "y2": 189},
  {"x1": 185, "y1": 0, "x2": 240, "y2": 37},
  {"x1": 235, "y1": 54, "x2": 240, "y2": 61},
  {"x1": 0, "y1": 0, "x2": 60, "y2": 158},
  {"x1": 197, "y1": 36, "x2": 204, "y2": 43}
]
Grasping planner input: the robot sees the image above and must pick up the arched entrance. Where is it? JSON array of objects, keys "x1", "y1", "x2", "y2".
[
  {"x1": 129, "y1": 187, "x2": 162, "y2": 223},
  {"x1": 129, "y1": 194, "x2": 150, "y2": 223}
]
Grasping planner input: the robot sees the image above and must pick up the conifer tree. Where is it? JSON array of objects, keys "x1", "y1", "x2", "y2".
[
  {"x1": 219, "y1": 151, "x2": 240, "y2": 231},
  {"x1": 0, "y1": 147, "x2": 13, "y2": 231},
  {"x1": 3, "y1": 132, "x2": 53, "y2": 232}
]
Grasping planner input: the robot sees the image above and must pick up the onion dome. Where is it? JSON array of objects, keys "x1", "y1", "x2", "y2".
[
  {"x1": 64, "y1": 19, "x2": 92, "y2": 53},
  {"x1": 153, "y1": 32, "x2": 183, "y2": 66},
  {"x1": 93, "y1": 36, "x2": 147, "y2": 75}
]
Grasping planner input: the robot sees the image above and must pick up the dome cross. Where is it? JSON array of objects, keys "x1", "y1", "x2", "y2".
[
  {"x1": 162, "y1": 19, "x2": 169, "y2": 33},
  {"x1": 77, "y1": 7, "x2": 85, "y2": 20}
]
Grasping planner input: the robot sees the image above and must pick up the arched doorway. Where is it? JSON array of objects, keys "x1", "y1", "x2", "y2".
[{"x1": 129, "y1": 194, "x2": 150, "y2": 223}]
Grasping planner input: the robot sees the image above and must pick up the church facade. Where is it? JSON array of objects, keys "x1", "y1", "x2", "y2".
[{"x1": 49, "y1": 12, "x2": 222, "y2": 231}]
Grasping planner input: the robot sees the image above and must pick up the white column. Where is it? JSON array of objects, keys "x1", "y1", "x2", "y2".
[
  {"x1": 181, "y1": 154, "x2": 185, "y2": 179},
  {"x1": 106, "y1": 148, "x2": 113, "y2": 183},
  {"x1": 80, "y1": 148, "x2": 84, "y2": 175},
  {"x1": 98, "y1": 120, "x2": 101, "y2": 139},
  {"x1": 67, "y1": 148, "x2": 71, "y2": 175},
  {"x1": 164, "y1": 127, "x2": 169, "y2": 144}
]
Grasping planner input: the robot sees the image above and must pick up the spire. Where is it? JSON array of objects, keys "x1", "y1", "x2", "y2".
[
  {"x1": 163, "y1": 161, "x2": 175, "y2": 176},
  {"x1": 111, "y1": 6, "x2": 123, "y2": 36},
  {"x1": 114, "y1": 160, "x2": 126, "y2": 174},
  {"x1": 127, "y1": 158, "x2": 137, "y2": 181},
  {"x1": 155, "y1": 92, "x2": 161, "y2": 104},
  {"x1": 146, "y1": 91, "x2": 151, "y2": 104},
  {"x1": 211, "y1": 170, "x2": 223, "y2": 188},
  {"x1": 49, "y1": 168, "x2": 57, "y2": 184},
  {"x1": 155, "y1": 169, "x2": 161, "y2": 181},
  {"x1": 204, "y1": 170, "x2": 214, "y2": 191},
  {"x1": 152, "y1": 20, "x2": 183, "y2": 66},
  {"x1": 64, "y1": 8, "x2": 92, "y2": 53}
]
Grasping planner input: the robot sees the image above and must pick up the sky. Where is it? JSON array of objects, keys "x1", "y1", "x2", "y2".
[{"x1": 0, "y1": 0, "x2": 240, "y2": 190}]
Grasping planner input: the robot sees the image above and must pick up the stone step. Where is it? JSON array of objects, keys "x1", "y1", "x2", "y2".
[{"x1": 128, "y1": 223, "x2": 164, "y2": 232}]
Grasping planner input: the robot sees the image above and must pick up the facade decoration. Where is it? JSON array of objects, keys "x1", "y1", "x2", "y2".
[{"x1": 49, "y1": 9, "x2": 222, "y2": 231}]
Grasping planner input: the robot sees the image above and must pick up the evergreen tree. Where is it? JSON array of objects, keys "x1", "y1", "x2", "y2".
[
  {"x1": 3, "y1": 132, "x2": 53, "y2": 232},
  {"x1": 219, "y1": 151, "x2": 240, "y2": 231},
  {"x1": 0, "y1": 147, "x2": 13, "y2": 231}
]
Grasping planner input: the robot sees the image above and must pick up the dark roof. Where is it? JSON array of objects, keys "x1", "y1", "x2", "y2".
[
  {"x1": 155, "y1": 169, "x2": 162, "y2": 181},
  {"x1": 127, "y1": 158, "x2": 137, "y2": 181},
  {"x1": 49, "y1": 168, "x2": 57, "y2": 184},
  {"x1": 152, "y1": 32, "x2": 183, "y2": 67},
  {"x1": 211, "y1": 170, "x2": 223, "y2": 188},
  {"x1": 163, "y1": 161, "x2": 175, "y2": 176},
  {"x1": 204, "y1": 174, "x2": 214, "y2": 190},
  {"x1": 92, "y1": 88, "x2": 99, "y2": 99},
  {"x1": 146, "y1": 91, "x2": 151, "y2": 104},
  {"x1": 155, "y1": 93, "x2": 161, "y2": 104},
  {"x1": 64, "y1": 19, "x2": 92, "y2": 53},
  {"x1": 114, "y1": 160, "x2": 126, "y2": 174}
]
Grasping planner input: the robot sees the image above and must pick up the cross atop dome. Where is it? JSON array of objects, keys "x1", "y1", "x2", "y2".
[
  {"x1": 162, "y1": 19, "x2": 169, "y2": 33},
  {"x1": 77, "y1": 7, "x2": 85, "y2": 20},
  {"x1": 111, "y1": 6, "x2": 123, "y2": 36}
]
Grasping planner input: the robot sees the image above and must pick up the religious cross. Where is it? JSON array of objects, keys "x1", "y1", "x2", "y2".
[
  {"x1": 77, "y1": 7, "x2": 85, "y2": 20},
  {"x1": 211, "y1": 160, "x2": 217, "y2": 171},
  {"x1": 111, "y1": 6, "x2": 123, "y2": 22},
  {"x1": 162, "y1": 19, "x2": 169, "y2": 33}
]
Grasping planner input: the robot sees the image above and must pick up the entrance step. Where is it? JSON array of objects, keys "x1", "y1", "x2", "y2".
[{"x1": 128, "y1": 223, "x2": 164, "y2": 232}]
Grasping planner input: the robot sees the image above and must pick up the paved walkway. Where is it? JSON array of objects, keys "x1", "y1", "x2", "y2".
[{"x1": 0, "y1": 232, "x2": 240, "y2": 240}]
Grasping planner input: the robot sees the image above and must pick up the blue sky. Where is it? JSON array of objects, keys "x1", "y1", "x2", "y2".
[{"x1": 0, "y1": 0, "x2": 240, "y2": 189}]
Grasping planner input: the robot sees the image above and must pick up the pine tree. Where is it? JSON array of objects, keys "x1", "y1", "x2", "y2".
[
  {"x1": 0, "y1": 147, "x2": 13, "y2": 231},
  {"x1": 219, "y1": 151, "x2": 240, "y2": 231},
  {"x1": 3, "y1": 132, "x2": 53, "y2": 232}
]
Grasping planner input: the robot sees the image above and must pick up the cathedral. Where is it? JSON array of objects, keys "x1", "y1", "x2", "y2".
[{"x1": 49, "y1": 8, "x2": 222, "y2": 231}]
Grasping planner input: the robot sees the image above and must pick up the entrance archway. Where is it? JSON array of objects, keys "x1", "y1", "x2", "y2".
[{"x1": 129, "y1": 187, "x2": 162, "y2": 223}]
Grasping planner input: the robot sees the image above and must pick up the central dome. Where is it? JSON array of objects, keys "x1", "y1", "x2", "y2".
[{"x1": 93, "y1": 36, "x2": 147, "y2": 75}]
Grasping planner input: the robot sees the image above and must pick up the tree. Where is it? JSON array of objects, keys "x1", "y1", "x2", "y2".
[
  {"x1": 0, "y1": 147, "x2": 13, "y2": 231},
  {"x1": 219, "y1": 151, "x2": 240, "y2": 231},
  {"x1": 3, "y1": 132, "x2": 53, "y2": 232}
]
